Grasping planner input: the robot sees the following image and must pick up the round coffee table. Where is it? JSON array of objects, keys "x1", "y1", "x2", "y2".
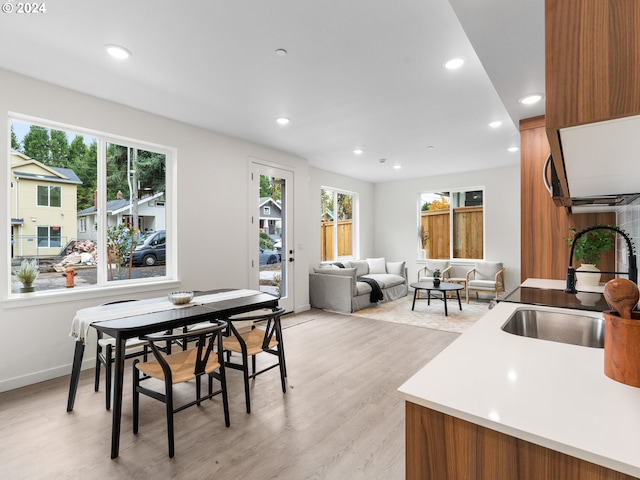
[{"x1": 410, "y1": 281, "x2": 464, "y2": 316}]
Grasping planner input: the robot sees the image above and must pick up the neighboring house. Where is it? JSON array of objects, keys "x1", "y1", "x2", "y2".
[
  {"x1": 259, "y1": 197, "x2": 282, "y2": 236},
  {"x1": 10, "y1": 150, "x2": 82, "y2": 258},
  {"x1": 77, "y1": 191, "x2": 166, "y2": 241}
]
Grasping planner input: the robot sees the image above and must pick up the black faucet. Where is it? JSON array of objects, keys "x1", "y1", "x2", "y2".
[{"x1": 565, "y1": 225, "x2": 638, "y2": 293}]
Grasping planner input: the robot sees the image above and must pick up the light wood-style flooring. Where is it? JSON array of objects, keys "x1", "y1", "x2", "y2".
[{"x1": 0, "y1": 308, "x2": 457, "y2": 480}]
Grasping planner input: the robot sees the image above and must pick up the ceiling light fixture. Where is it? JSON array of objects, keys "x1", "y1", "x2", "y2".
[
  {"x1": 444, "y1": 57, "x2": 465, "y2": 70},
  {"x1": 353, "y1": 148, "x2": 364, "y2": 155},
  {"x1": 393, "y1": 164, "x2": 402, "y2": 170},
  {"x1": 276, "y1": 117, "x2": 290, "y2": 125},
  {"x1": 518, "y1": 94, "x2": 542, "y2": 105},
  {"x1": 105, "y1": 44, "x2": 131, "y2": 59},
  {"x1": 508, "y1": 146, "x2": 520, "y2": 153},
  {"x1": 489, "y1": 121, "x2": 502, "y2": 128},
  {"x1": 275, "y1": 48, "x2": 288, "y2": 57}
]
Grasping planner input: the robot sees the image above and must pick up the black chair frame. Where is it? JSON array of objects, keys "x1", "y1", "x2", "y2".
[
  {"x1": 224, "y1": 306, "x2": 287, "y2": 413},
  {"x1": 132, "y1": 320, "x2": 229, "y2": 458}
]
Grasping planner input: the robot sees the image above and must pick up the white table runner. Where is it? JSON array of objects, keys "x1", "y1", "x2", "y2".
[{"x1": 70, "y1": 289, "x2": 261, "y2": 341}]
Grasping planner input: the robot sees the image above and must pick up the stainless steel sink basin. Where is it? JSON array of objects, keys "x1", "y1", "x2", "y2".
[{"x1": 501, "y1": 309, "x2": 604, "y2": 348}]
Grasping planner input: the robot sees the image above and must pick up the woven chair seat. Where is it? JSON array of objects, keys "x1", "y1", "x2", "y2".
[
  {"x1": 223, "y1": 328, "x2": 278, "y2": 356},
  {"x1": 136, "y1": 348, "x2": 221, "y2": 384}
]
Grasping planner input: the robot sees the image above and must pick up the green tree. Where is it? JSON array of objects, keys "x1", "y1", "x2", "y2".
[
  {"x1": 23, "y1": 125, "x2": 50, "y2": 163},
  {"x1": 49, "y1": 130, "x2": 69, "y2": 167},
  {"x1": 69, "y1": 138, "x2": 97, "y2": 211},
  {"x1": 135, "y1": 150, "x2": 166, "y2": 195},
  {"x1": 260, "y1": 175, "x2": 271, "y2": 198},
  {"x1": 10, "y1": 125, "x2": 20, "y2": 150}
]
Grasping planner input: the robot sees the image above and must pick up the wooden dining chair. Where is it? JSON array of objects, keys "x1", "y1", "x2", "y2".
[
  {"x1": 133, "y1": 320, "x2": 230, "y2": 458},
  {"x1": 222, "y1": 306, "x2": 287, "y2": 414}
]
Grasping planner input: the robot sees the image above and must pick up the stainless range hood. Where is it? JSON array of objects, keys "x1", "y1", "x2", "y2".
[{"x1": 544, "y1": 114, "x2": 640, "y2": 212}]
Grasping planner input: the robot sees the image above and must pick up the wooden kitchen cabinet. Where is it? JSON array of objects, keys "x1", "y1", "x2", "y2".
[
  {"x1": 406, "y1": 402, "x2": 638, "y2": 480},
  {"x1": 545, "y1": 0, "x2": 640, "y2": 197},
  {"x1": 520, "y1": 116, "x2": 615, "y2": 282}
]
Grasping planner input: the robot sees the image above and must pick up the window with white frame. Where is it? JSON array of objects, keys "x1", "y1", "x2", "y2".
[
  {"x1": 37, "y1": 226, "x2": 62, "y2": 248},
  {"x1": 37, "y1": 185, "x2": 61, "y2": 207},
  {"x1": 9, "y1": 115, "x2": 173, "y2": 295},
  {"x1": 419, "y1": 189, "x2": 484, "y2": 259},
  {"x1": 320, "y1": 187, "x2": 357, "y2": 261},
  {"x1": 264, "y1": 206, "x2": 270, "y2": 215}
]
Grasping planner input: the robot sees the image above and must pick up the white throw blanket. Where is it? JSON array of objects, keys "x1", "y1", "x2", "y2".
[{"x1": 69, "y1": 289, "x2": 261, "y2": 342}]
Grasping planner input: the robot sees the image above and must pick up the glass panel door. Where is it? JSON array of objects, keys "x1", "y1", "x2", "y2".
[{"x1": 251, "y1": 162, "x2": 293, "y2": 312}]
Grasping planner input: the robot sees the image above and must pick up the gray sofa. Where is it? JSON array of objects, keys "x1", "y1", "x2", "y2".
[{"x1": 309, "y1": 258, "x2": 408, "y2": 313}]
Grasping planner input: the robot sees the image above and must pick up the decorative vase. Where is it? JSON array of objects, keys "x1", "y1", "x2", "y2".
[
  {"x1": 576, "y1": 263, "x2": 601, "y2": 286},
  {"x1": 433, "y1": 278, "x2": 441, "y2": 287},
  {"x1": 19, "y1": 283, "x2": 35, "y2": 293}
]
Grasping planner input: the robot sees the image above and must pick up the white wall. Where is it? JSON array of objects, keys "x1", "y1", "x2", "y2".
[
  {"x1": 0, "y1": 69, "x2": 311, "y2": 391},
  {"x1": 373, "y1": 165, "x2": 521, "y2": 293}
]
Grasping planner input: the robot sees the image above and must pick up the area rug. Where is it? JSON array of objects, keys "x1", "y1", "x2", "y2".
[{"x1": 350, "y1": 294, "x2": 491, "y2": 334}]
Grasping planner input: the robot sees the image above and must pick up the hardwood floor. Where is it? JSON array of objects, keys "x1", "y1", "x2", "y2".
[{"x1": 0, "y1": 308, "x2": 458, "y2": 480}]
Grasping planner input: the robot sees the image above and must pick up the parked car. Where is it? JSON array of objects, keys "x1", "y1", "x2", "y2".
[
  {"x1": 259, "y1": 248, "x2": 279, "y2": 265},
  {"x1": 124, "y1": 230, "x2": 166, "y2": 266},
  {"x1": 273, "y1": 240, "x2": 282, "y2": 260}
]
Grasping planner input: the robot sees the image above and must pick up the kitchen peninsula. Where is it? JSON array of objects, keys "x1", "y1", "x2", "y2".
[{"x1": 399, "y1": 280, "x2": 640, "y2": 479}]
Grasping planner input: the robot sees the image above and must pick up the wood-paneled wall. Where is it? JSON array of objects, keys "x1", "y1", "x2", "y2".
[
  {"x1": 406, "y1": 402, "x2": 638, "y2": 480},
  {"x1": 520, "y1": 116, "x2": 616, "y2": 282}
]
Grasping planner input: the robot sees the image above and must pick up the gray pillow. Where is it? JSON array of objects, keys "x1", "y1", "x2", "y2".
[{"x1": 350, "y1": 260, "x2": 369, "y2": 277}]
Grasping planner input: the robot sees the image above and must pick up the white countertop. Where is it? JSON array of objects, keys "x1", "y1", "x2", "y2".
[{"x1": 398, "y1": 294, "x2": 640, "y2": 477}]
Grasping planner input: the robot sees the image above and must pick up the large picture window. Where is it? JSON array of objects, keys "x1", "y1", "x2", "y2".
[
  {"x1": 320, "y1": 187, "x2": 357, "y2": 261},
  {"x1": 419, "y1": 188, "x2": 484, "y2": 259},
  {"x1": 9, "y1": 115, "x2": 173, "y2": 295}
]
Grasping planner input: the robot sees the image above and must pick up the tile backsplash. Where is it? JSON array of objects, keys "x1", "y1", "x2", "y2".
[{"x1": 616, "y1": 197, "x2": 640, "y2": 281}]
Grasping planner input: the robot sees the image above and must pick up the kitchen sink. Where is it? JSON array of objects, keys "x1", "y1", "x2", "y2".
[{"x1": 501, "y1": 308, "x2": 604, "y2": 348}]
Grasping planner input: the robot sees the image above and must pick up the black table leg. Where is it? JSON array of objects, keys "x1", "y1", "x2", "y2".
[
  {"x1": 442, "y1": 293, "x2": 449, "y2": 316},
  {"x1": 411, "y1": 288, "x2": 419, "y2": 310},
  {"x1": 110, "y1": 337, "x2": 126, "y2": 459},
  {"x1": 456, "y1": 290, "x2": 462, "y2": 311},
  {"x1": 66, "y1": 340, "x2": 85, "y2": 412}
]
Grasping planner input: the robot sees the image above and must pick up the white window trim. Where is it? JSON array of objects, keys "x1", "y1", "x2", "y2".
[{"x1": 321, "y1": 186, "x2": 359, "y2": 261}]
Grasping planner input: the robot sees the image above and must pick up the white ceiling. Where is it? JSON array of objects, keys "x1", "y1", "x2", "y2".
[{"x1": 0, "y1": 0, "x2": 545, "y2": 183}]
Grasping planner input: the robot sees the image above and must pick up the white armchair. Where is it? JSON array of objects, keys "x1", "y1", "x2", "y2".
[
  {"x1": 465, "y1": 261, "x2": 505, "y2": 303},
  {"x1": 418, "y1": 260, "x2": 451, "y2": 282}
]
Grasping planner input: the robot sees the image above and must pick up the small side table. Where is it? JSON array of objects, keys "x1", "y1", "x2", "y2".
[{"x1": 410, "y1": 281, "x2": 464, "y2": 316}]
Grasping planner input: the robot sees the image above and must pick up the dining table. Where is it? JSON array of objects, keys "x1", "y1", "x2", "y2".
[{"x1": 67, "y1": 288, "x2": 279, "y2": 459}]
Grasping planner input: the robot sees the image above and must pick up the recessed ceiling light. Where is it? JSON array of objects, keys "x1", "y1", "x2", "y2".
[
  {"x1": 105, "y1": 44, "x2": 131, "y2": 59},
  {"x1": 489, "y1": 121, "x2": 502, "y2": 128},
  {"x1": 444, "y1": 57, "x2": 465, "y2": 69},
  {"x1": 276, "y1": 117, "x2": 290, "y2": 125},
  {"x1": 275, "y1": 49, "x2": 288, "y2": 57},
  {"x1": 518, "y1": 94, "x2": 543, "y2": 105},
  {"x1": 353, "y1": 148, "x2": 364, "y2": 155},
  {"x1": 508, "y1": 146, "x2": 520, "y2": 153},
  {"x1": 393, "y1": 164, "x2": 402, "y2": 170},
  {"x1": 426, "y1": 145, "x2": 434, "y2": 150}
]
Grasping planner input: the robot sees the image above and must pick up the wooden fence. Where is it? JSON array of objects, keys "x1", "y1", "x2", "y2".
[
  {"x1": 421, "y1": 206, "x2": 483, "y2": 259},
  {"x1": 321, "y1": 220, "x2": 352, "y2": 261}
]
